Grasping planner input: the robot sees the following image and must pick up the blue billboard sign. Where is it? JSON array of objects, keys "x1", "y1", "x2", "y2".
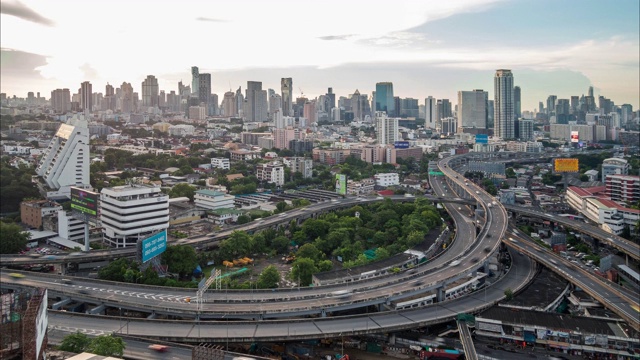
[
  {"x1": 394, "y1": 141, "x2": 410, "y2": 149},
  {"x1": 141, "y1": 230, "x2": 167, "y2": 263},
  {"x1": 475, "y1": 134, "x2": 488, "y2": 144}
]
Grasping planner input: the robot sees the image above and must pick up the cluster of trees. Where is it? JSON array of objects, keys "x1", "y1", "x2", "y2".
[
  {"x1": 0, "y1": 158, "x2": 40, "y2": 214},
  {"x1": 0, "y1": 222, "x2": 31, "y2": 254},
  {"x1": 59, "y1": 333, "x2": 125, "y2": 357},
  {"x1": 211, "y1": 199, "x2": 441, "y2": 286}
]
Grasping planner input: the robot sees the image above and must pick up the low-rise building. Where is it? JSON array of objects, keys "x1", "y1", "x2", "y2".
[
  {"x1": 20, "y1": 200, "x2": 63, "y2": 229},
  {"x1": 605, "y1": 174, "x2": 639, "y2": 205},
  {"x1": 347, "y1": 178, "x2": 375, "y2": 195},
  {"x1": 256, "y1": 161, "x2": 285, "y2": 186},
  {"x1": 194, "y1": 189, "x2": 235, "y2": 210},
  {"x1": 566, "y1": 186, "x2": 639, "y2": 235},
  {"x1": 211, "y1": 157, "x2": 230, "y2": 170},
  {"x1": 374, "y1": 173, "x2": 400, "y2": 187}
]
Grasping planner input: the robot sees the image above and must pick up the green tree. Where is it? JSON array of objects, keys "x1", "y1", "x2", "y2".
[
  {"x1": 290, "y1": 257, "x2": 318, "y2": 286},
  {"x1": 59, "y1": 332, "x2": 91, "y2": 353},
  {"x1": 271, "y1": 236, "x2": 290, "y2": 254},
  {"x1": 168, "y1": 183, "x2": 196, "y2": 201},
  {"x1": 257, "y1": 265, "x2": 280, "y2": 289},
  {"x1": 317, "y1": 259, "x2": 333, "y2": 272},
  {"x1": 0, "y1": 222, "x2": 31, "y2": 254},
  {"x1": 505, "y1": 167, "x2": 516, "y2": 178},
  {"x1": 219, "y1": 231, "x2": 253, "y2": 259},
  {"x1": 236, "y1": 214, "x2": 251, "y2": 224},
  {"x1": 504, "y1": 288, "x2": 514, "y2": 301},
  {"x1": 86, "y1": 335, "x2": 126, "y2": 357},
  {"x1": 161, "y1": 245, "x2": 198, "y2": 277},
  {"x1": 296, "y1": 243, "x2": 322, "y2": 262}
]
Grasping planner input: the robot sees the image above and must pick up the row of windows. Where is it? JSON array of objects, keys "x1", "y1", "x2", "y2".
[
  {"x1": 101, "y1": 219, "x2": 168, "y2": 233},
  {"x1": 101, "y1": 200, "x2": 168, "y2": 210}
]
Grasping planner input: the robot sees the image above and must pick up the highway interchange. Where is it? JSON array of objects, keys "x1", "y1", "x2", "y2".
[{"x1": 2, "y1": 150, "x2": 639, "y2": 344}]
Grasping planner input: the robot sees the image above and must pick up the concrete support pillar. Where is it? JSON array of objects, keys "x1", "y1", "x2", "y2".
[
  {"x1": 436, "y1": 286, "x2": 446, "y2": 302},
  {"x1": 87, "y1": 304, "x2": 106, "y2": 315},
  {"x1": 321, "y1": 309, "x2": 326, "y2": 318},
  {"x1": 388, "y1": 333, "x2": 396, "y2": 345},
  {"x1": 52, "y1": 298, "x2": 72, "y2": 310},
  {"x1": 147, "y1": 312, "x2": 156, "y2": 319}
]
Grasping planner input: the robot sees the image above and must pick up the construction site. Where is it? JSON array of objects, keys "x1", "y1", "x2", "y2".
[{"x1": 0, "y1": 288, "x2": 48, "y2": 360}]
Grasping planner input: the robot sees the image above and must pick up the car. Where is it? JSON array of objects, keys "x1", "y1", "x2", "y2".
[
  {"x1": 78, "y1": 289, "x2": 90, "y2": 295},
  {"x1": 148, "y1": 344, "x2": 170, "y2": 352},
  {"x1": 69, "y1": 252, "x2": 83, "y2": 256},
  {"x1": 8, "y1": 273, "x2": 25, "y2": 279}
]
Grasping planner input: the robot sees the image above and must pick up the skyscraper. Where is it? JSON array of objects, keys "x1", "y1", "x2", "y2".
[
  {"x1": 425, "y1": 96, "x2": 437, "y2": 129},
  {"x1": 514, "y1": 86, "x2": 521, "y2": 119},
  {"x1": 191, "y1": 66, "x2": 200, "y2": 99},
  {"x1": 141, "y1": 75, "x2": 159, "y2": 108},
  {"x1": 222, "y1": 91, "x2": 236, "y2": 116},
  {"x1": 80, "y1": 81, "x2": 92, "y2": 112},
  {"x1": 457, "y1": 90, "x2": 488, "y2": 129},
  {"x1": 245, "y1": 81, "x2": 268, "y2": 122},
  {"x1": 375, "y1": 82, "x2": 394, "y2": 116},
  {"x1": 281, "y1": 78, "x2": 293, "y2": 116},
  {"x1": 120, "y1": 82, "x2": 134, "y2": 113},
  {"x1": 51, "y1": 88, "x2": 71, "y2": 113},
  {"x1": 546, "y1": 95, "x2": 557, "y2": 116},
  {"x1": 199, "y1": 73, "x2": 212, "y2": 114},
  {"x1": 436, "y1": 99, "x2": 452, "y2": 122},
  {"x1": 494, "y1": 69, "x2": 515, "y2": 139},
  {"x1": 326, "y1": 87, "x2": 336, "y2": 112},
  {"x1": 375, "y1": 111, "x2": 398, "y2": 145}
]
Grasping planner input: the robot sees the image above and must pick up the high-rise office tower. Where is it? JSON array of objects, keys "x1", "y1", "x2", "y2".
[
  {"x1": 425, "y1": 96, "x2": 437, "y2": 129},
  {"x1": 103, "y1": 83, "x2": 115, "y2": 111},
  {"x1": 570, "y1": 96, "x2": 579, "y2": 113},
  {"x1": 375, "y1": 82, "x2": 394, "y2": 116},
  {"x1": 399, "y1": 98, "x2": 419, "y2": 118},
  {"x1": 588, "y1": 86, "x2": 594, "y2": 98},
  {"x1": 269, "y1": 93, "x2": 282, "y2": 118},
  {"x1": 222, "y1": 91, "x2": 236, "y2": 116},
  {"x1": 34, "y1": 115, "x2": 90, "y2": 199},
  {"x1": 51, "y1": 88, "x2": 71, "y2": 113},
  {"x1": 350, "y1": 90, "x2": 365, "y2": 121},
  {"x1": 141, "y1": 75, "x2": 159, "y2": 108},
  {"x1": 493, "y1": 69, "x2": 515, "y2": 139},
  {"x1": 281, "y1": 78, "x2": 293, "y2": 117},
  {"x1": 191, "y1": 66, "x2": 200, "y2": 99},
  {"x1": 436, "y1": 99, "x2": 452, "y2": 122},
  {"x1": 546, "y1": 95, "x2": 557, "y2": 116},
  {"x1": 375, "y1": 111, "x2": 398, "y2": 145},
  {"x1": 457, "y1": 90, "x2": 488, "y2": 129},
  {"x1": 518, "y1": 119, "x2": 534, "y2": 141},
  {"x1": 120, "y1": 82, "x2": 134, "y2": 113},
  {"x1": 198, "y1": 73, "x2": 212, "y2": 115},
  {"x1": 514, "y1": 86, "x2": 521, "y2": 119},
  {"x1": 80, "y1": 81, "x2": 92, "y2": 112},
  {"x1": 326, "y1": 87, "x2": 336, "y2": 112},
  {"x1": 245, "y1": 81, "x2": 268, "y2": 122},
  {"x1": 235, "y1": 87, "x2": 244, "y2": 117}
]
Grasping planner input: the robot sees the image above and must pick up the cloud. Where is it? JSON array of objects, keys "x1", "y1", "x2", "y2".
[
  {"x1": 318, "y1": 35, "x2": 356, "y2": 41},
  {"x1": 195, "y1": 16, "x2": 227, "y2": 23},
  {"x1": 0, "y1": 0, "x2": 55, "y2": 26}
]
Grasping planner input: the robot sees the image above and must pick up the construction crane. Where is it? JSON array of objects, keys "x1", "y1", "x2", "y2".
[{"x1": 299, "y1": 87, "x2": 305, "y2": 98}]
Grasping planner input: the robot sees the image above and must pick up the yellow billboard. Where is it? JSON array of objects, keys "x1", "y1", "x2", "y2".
[{"x1": 554, "y1": 158, "x2": 579, "y2": 173}]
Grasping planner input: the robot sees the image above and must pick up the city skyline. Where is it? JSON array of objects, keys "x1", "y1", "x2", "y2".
[{"x1": 1, "y1": 0, "x2": 639, "y2": 110}]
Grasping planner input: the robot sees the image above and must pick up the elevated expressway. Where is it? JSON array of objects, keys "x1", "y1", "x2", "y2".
[
  {"x1": 504, "y1": 204, "x2": 639, "y2": 261},
  {"x1": 503, "y1": 226, "x2": 640, "y2": 332},
  {"x1": 0, "y1": 153, "x2": 525, "y2": 342},
  {"x1": 0, "y1": 176, "x2": 483, "y2": 321}
]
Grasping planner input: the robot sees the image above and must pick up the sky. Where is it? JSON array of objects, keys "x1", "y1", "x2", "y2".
[{"x1": 1, "y1": 0, "x2": 638, "y2": 111}]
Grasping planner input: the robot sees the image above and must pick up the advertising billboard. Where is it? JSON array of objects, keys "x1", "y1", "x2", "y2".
[
  {"x1": 335, "y1": 174, "x2": 347, "y2": 195},
  {"x1": 475, "y1": 134, "x2": 489, "y2": 144},
  {"x1": 570, "y1": 131, "x2": 579, "y2": 143},
  {"x1": 554, "y1": 158, "x2": 579, "y2": 173},
  {"x1": 34, "y1": 289, "x2": 48, "y2": 359},
  {"x1": 394, "y1": 141, "x2": 410, "y2": 149},
  {"x1": 70, "y1": 187, "x2": 99, "y2": 217},
  {"x1": 141, "y1": 230, "x2": 167, "y2": 263}
]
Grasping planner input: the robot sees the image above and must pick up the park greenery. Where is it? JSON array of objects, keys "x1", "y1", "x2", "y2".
[
  {"x1": 59, "y1": 333, "x2": 125, "y2": 357},
  {"x1": 0, "y1": 158, "x2": 40, "y2": 214},
  {"x1": 98, "y1": 198, "x2": 442, "y2": 288}
]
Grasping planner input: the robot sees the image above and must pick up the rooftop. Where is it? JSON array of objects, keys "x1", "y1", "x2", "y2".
[{"x1": 196, "y1": 189, "x2": 228, "y2": 197}]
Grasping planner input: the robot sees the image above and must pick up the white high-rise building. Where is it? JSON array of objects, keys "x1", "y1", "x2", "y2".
[
  {"x1": 375, "y1": 111, "x2": 399, "y2": 145},
  {"x1": 494, "y1": 69, "x2": 515, "y2": 139},
  {"x1": 35, "y1": 116, "x2": 91, "y2": 200},
  {"x1": 457, "y1": 90, "x2": 487, "y2": 129},
  {"x1": 425, "y1": 96, "x2": 437, "y2": 129},
  {"x1": 256, "y1": 162, "x2": 285, "y2": 186},
  {"x1": 100, "y1": 184, "x2": 169, "y2": 248}
]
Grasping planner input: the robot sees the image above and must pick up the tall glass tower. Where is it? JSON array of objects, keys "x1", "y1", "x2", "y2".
[
  {"x1": 494, "y1": 69, "x2": 514, "y2": 139},
  {"x1": 375, "y1": 82, "x2": 394, "y2": 117}
]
